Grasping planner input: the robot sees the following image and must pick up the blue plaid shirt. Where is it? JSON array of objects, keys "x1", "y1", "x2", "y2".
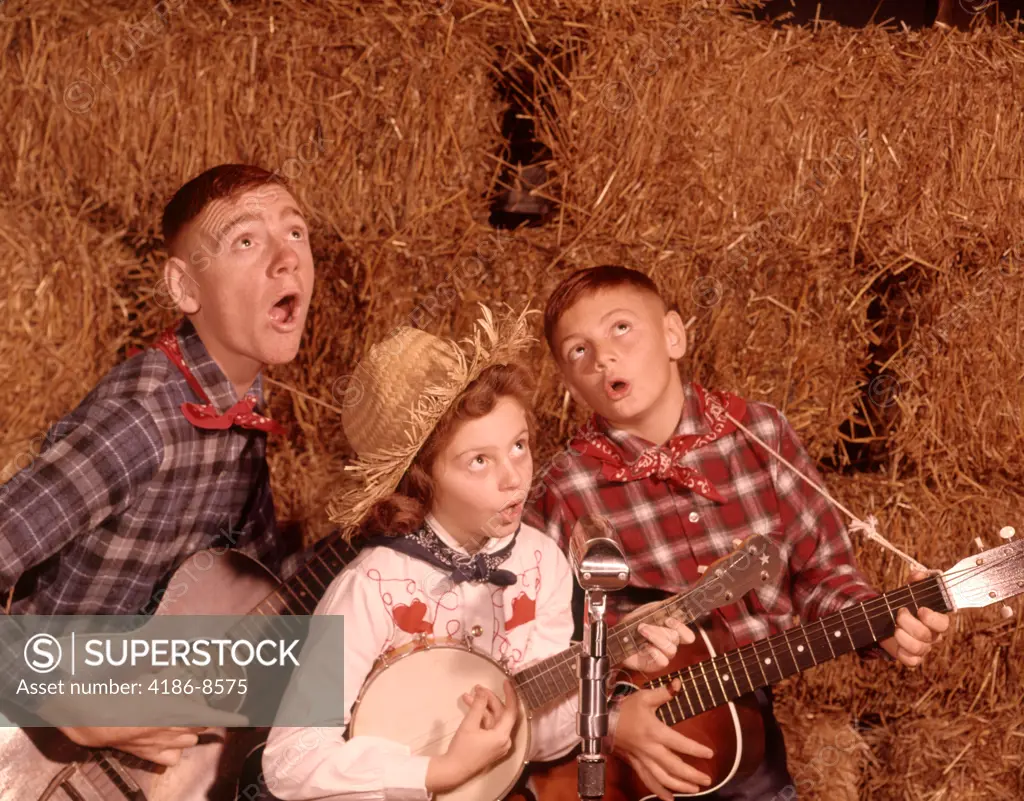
[{"x1": 0, "y1": 318, "x2": 288, "y2": 615}]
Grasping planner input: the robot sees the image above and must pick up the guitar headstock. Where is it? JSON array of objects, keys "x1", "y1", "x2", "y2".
[
  {"x1": 942, "y1": 530, "x2": 1024, "y2": 611},
  {"x1": 683, "y1": 534, "x2": 783, "y2": 618}
]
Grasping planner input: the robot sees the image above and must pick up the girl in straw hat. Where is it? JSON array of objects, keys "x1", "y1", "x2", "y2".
[{"x1": 262, "y1": 306, "x2": 686, "y2": 799}]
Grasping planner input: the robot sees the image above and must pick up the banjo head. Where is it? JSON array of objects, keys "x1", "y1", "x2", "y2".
[{"x1": 350, "y1": 641, "x2": 531, "y2": 801}]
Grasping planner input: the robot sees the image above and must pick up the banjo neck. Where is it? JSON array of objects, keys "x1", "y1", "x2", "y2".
[{"x1": 511, "y1": 589, "x2": 718, "y2": 713}]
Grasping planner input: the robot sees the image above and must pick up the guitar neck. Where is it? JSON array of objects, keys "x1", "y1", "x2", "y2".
[
  {"x1": 251, "y1": 534, "x2": 361, "y2": 616},
  {"x1": 188, "y1": 533, "x2": 361, "y2": 681},
  {"x1": 513, "y1": 589, "x2": 710, "y2": 712},
  {"x1": 654, "y1": 575, "x2": 951, "y2": 725}
]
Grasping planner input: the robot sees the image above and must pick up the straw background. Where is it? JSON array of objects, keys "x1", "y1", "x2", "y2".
[{"x1": 2, "y1": 0, "x2": 1023, "y2": 797}]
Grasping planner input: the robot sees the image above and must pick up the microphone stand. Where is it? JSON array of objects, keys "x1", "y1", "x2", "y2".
[
  {"x1": 577, "y1": 587, "x2": 611, "y2": 800},
  {"x1": 569, "y1": 515, "x2": 630, "y2": 800}
]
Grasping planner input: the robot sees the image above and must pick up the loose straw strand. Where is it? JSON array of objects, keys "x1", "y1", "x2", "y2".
[
  {"x1": 725, "y1": 412, "x2": 932, "y2": 574},
  {"x1": 265, "y1": 376, "x2": 347, "y2": 416}
]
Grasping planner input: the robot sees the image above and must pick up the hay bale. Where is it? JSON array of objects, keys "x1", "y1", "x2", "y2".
[
  {"x1": 881, "y1": 261, "x2": 1024, "y2": 483},
  {"x1": 0, "y1": 201, "x2": 139, "y2": 479},
  {"x1": 499, "y1": 4, "x2": 1024, "y2": 472},
  {"x1": 2, "y1": 0, "x2": 503, "y2": 242},
  {"x1": 774, "y1": 694, "x2": 867, "y2": 801}
]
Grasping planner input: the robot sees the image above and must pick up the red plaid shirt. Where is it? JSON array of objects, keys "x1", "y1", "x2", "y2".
[{"x1": 525, "y1": 382, "x2": 880, "y2": 648}]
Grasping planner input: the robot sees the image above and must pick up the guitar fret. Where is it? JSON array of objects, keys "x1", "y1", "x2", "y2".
[
  {"x1": 675, "y1": 670, "x2": 698, "y2": 719},
  {"x1": 751, "y1": 640, "x2": 771, "y2": 686},
  {"x1": 290, "y1": 571, "x2": 316, "y2": 612},
  {"x1": 665, "y1": 688, "x2": 685, "y2": 727},
  {"x1": 777, "y1": 630, "x2": 800, "y2": 678},
  {"x1": 716, "y1": 654, "x2": 738, "y2": 703},
  {"x1": 753, "y1": 639, "x2": 784, "y2": 685},
  {"x1": 733, "y1": 642, "x2": 756, "y2": 694},
  {"x1": 821, "y1": 619, "x2": 837, "y2": 659},
  {"x1": 696, "y1": 659, "x2": 723, "y2": 708},
  {"x1": 861, "y1": 601, "x2": 878, "y2": 641},
  {"x1": 906, "y1": 583, "x2": 922, "y2": 616},
  {"x1": 882, "y1": 592, "x2": 896, "y2": 624},
  {"x1": 687, "y1": 664, "x2": 708, "y2": 713}
]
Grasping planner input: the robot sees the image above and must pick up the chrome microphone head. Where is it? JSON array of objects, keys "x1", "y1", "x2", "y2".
[{"x1": 569, "y1": 515, "x2": 630, "y2": 591}]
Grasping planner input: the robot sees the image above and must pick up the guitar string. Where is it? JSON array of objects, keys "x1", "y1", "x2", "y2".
[
  {"x1": 642, "y1": 557, "x2": 1008, "y2": 710},
  {"x1": 648, "y1": 583, "x2": 950, "y2": 701},
  {"x1": 648, "y1": 571, "x2": 963, "y2": 696}
]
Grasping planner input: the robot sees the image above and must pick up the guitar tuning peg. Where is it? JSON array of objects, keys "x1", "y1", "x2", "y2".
[
  {"x1": 696, "y1": 565, "x2": 708, "y2": 575},
  {"x1": 974, "y1": 537, "x2": 986, "y2": 552},
  {"x1": 999, "y1": 526, "x2": 1016, "y2": 541},
  {"x1": 1001, "y1": 605, "x2": 1015, "y2": 620}
]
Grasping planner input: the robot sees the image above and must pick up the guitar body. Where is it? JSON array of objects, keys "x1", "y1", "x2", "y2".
[
  {"x1": 523, "y1": 617, "x2": 765, "y2": 801},
  {"x1": 0, "y1": 548, "x2": 281, "y2": 801}
]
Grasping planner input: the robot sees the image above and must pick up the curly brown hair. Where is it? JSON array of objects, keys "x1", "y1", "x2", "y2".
[{"x1": 357, "y1": 362, "x2": 536, "y2": 538}]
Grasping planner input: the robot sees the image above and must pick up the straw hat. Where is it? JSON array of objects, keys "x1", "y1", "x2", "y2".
[{"x1": 328, "y1": 304, "x2": 537, "y2": 536}]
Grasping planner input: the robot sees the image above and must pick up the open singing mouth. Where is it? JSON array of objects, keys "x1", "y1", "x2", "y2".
[
  {"x1": 605, "y1": 378, "x2": 631, "y2": 400},
  {"x1": 269, "y1": 292, "x2": 300, "y2": 326}
]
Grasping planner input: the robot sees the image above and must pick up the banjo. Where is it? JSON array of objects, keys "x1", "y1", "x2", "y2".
[{"x1": 342, "y1": 533, "x2": 783, "y2": 801}]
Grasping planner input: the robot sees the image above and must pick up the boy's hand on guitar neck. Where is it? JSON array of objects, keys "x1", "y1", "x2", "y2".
[
  {"x1": 879, "y1": 570, "x2": 952, "y2": 667},
  {"x1": 425, "y1": 679, "x2": 519, "y2": 793},
  {"x1": 623, "y1": 617, "x2": 693, "y2": 672}
]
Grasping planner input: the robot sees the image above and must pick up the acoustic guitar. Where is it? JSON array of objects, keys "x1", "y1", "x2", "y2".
[
  {"x1": 0, "y1": 531, "x2": 360, "y2": 801},
  {"x1": 524, "y1": 533, "x2": 1024, "y2": 801},
  {"x1": 235, "y1": 534, "x2": 784, "y2": 801}
]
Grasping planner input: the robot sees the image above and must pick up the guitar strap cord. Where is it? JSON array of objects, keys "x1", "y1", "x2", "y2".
[{"x1": 725, "y1": 412, "x2": 933, "y2": 575}]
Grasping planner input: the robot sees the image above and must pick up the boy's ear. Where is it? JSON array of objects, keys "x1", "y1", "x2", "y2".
[
  {"x1": 664, "y1": 310, "x2": 687, "y2": 360},
  {"x1": 163, "y1": 257, "x2": 201, "y2": 315}
]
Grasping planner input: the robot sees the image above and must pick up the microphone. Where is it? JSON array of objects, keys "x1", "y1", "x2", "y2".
[
  {"x1": 568, "y1": 514, "x2": 630, "y2": 591},
  {"x1": 569, "y1": 515, "x2": 630, "y2": 800}
]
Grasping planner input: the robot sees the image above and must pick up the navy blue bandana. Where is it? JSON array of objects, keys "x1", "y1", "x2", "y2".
[{"x1": 367, "y1": 519, "x2": 519, "y2": 586}]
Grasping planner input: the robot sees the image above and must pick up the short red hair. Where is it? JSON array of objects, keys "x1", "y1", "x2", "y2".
[
  {"x1": 161, "y1": 164, "x2": 287, "y2": 253},
  {"x1": 543, "y1": 265, "x2": 665, "y2": 351}
]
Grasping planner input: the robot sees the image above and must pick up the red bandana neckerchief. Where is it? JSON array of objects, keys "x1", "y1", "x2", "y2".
[
  {"x1": 149, "y1": 325, "x2": 285, "y2": 436},
  {"x1": 570, "y1": 383, "x2": 746, "y2": 503}
]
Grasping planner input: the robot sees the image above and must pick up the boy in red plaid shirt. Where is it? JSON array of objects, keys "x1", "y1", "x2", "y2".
[{"x1": 525, "y1": 265, "x2": 949, "y2": 801}]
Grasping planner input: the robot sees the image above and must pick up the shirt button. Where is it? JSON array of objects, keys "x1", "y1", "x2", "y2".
[
  {"x1": 688, "y1": 511, "x2": 700, "y2": 523},
  {"x1": 471, "y1": 625, "x2": 483, "y2": 638}
]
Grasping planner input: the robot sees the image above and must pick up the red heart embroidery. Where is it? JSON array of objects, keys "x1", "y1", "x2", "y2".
[
  {"x1": 393, "y1": 599, "x2": 434, "y2": 634},
  {"x1": 506, "y1": 592, "x2": 536, "y2": 632}
]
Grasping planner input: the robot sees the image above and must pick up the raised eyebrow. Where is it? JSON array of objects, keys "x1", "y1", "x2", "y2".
[
  {"x1": 281, "y1": 206, "x2": 308, "y2": 226},
  {"x1": 454, "y1": 431, "x2": 529, "y2": 459},
  {"x1": 216, "y1": 212, "x2": 262, "y2": 241},
  {"x1": 600, "y1": 307, "x2": 637, "y2": 323}
]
